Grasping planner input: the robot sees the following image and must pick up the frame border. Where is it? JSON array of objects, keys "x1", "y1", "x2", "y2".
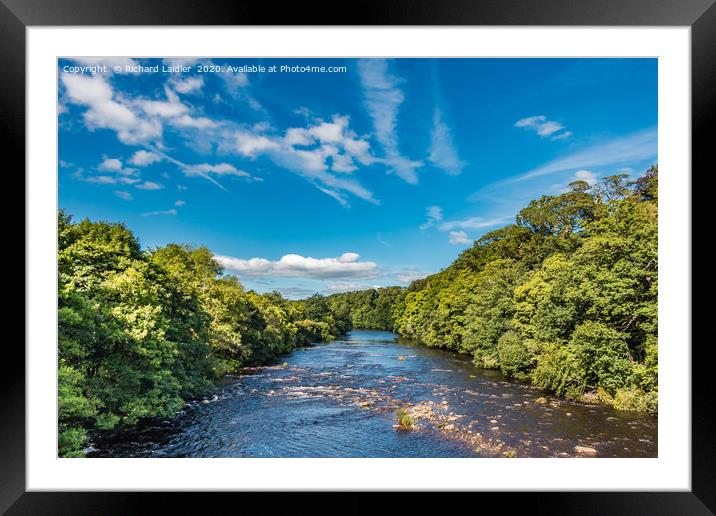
[{"x1": 4, "y1": 0, "x2": 713, "y2": 512}]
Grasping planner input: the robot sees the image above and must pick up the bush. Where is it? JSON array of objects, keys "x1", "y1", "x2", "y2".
[
  {"x1": 532, "y1": 343, "x2": 587, "y2": 399},
  {"x1": 612, "y1": 387, "x2": 650, "y2": 413},
  {"x1": 496, "y1": 331, "x2": 531, "y2": 379},
  {"x1": 58, "y1": 427, "x2": 88, "y2": 458}
]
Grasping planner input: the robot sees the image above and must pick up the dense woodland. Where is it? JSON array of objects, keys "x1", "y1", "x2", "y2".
[
  {"x1": 331, "y1": 166, "x2": 658, "y2": 416},
  {"x1": 58, "y1": 215, "x2": 349, "y2": 457},
  {"x1": 58, "y1": 166, "x2": 657, "y2": 457}
]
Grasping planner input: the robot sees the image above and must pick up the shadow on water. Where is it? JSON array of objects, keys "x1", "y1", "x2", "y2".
[{"x1": 89, "y1": 330, "x2": 657, "y2": 458}]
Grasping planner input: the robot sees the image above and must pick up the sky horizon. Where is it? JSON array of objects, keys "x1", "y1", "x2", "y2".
[{"x1": 58, "y1": 57, "x2": 657, "y2": 299}]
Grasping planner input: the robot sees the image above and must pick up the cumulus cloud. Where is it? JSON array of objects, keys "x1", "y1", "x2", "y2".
[
  {"x1": 358, "y1": 59, "x2": 422, "y2": 184},
  {"x1": 135, "y1": 181, "x2": 164, "y2": 190},
  {"x1": 129, "y1": 150, "x2": 162, "y2": 166},
  {"x1": 419, "y1": 205, "x2": 444, "y2": 230},
  {"x1": 448, "y1": 230, "x2": 471, "y2": 245},
  {"x1": 170, "y1": 75, "x2": 204, "y2": 94},
  {"x1": 428, "y1": 109, "x2": 465, "y2": 175},
  {"x1": 137, "y1": 87, "x2": 216, "y2": 129},
  {"x1": 515, "y1": 115, "x2": 571, "y2": 141},
  {"x1": 219, "y1": 115, "x2": 378, "y2": 205},
  {"x1": 60, "y1": 73, "x2": 162, "y2": 145},
  {"x1": 572, "y1": 169, "x2": 598, "y2": 186},
  {"x1": 97, "y1": 157, "x2": 124, "y2": 173},
  {"x1": 216, "y1": 252, "x2": 379, "y2": 280}
]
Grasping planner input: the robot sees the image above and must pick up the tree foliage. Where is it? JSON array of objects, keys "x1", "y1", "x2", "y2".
[
  {"x1": 332, "y1": 166, "x2": 659, "y2": 415},
  {"x1": 58, "y1": 215, "x2": 348, "y2": 457}
]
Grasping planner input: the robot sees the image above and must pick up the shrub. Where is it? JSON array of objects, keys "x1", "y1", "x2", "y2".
[
  {"x1": 496, "y1": 331, "x2": 531, "y2": 379},
  {"x1": 532, "y1": 343, "x2": 587, "y2": 399},
  {"x1": 396, "y1": 408, "x2": 415, "y2": 430},
  {"x1": 612, "y1": 387, "x2": 651, "y2": 413}
]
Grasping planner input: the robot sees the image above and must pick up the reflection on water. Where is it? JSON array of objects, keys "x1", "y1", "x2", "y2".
[{"x1": 90, "y1": 330, "x2": 657, "y2": 458}]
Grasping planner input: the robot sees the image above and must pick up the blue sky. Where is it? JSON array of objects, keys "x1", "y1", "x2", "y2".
[{"x1": 58, "y1": 57, "x2": 657, "y2": 298}]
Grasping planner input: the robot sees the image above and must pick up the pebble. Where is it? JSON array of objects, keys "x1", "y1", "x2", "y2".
[{"x1": 574, "y1": 445, "x2": 598, "y2": 456}]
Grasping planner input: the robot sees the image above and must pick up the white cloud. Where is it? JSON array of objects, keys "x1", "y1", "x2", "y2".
[
  {"x1": 572, "y1": 169, "x2": 598, "y2": 186},
  {"x1": 448, "y1": 231, "x2": 471, "y2": 245},
  {"x1": 135, "y1": 181, "x2": 164, "y2": 190},
  {"x1": 500, "y1": 128, "x2": 657, "y2": 186},
  {"x1": 174, "y1": 199, "x2": 186, "y2": 207},
  {"x1": 216, "y1": 252, "x2": 379, "y2": 280},
  {"x1": 325, "y1": 281, "x2": 382, "y2": 293},
  {"x1": 137, "y1": 87, "x2": 216, "y2": 130},
  {"x1": 419, "y1": 205, "x2": 444, "y2": 230},
  {"x1": 515, "y1": 115, "x2": 571, "y2": 140},
  {"x1": 114, "y1": 190, "x2": 133, "y2": 201},
  {"x1": 60, "y1": 73, "x2": 162, "y2": 145},
  {"x1": 220, "y1": 117, "x2": 378, "y2": 205},
  {"x1": 74, "y1": 170, "x2": 139, "y2": 185},
  {"x1": 429, "y1": 109, "x2": 464, "y2": 175},
  {"x1": 358, "y1": 59, "x2": 422, "y2": 184},
  {"x1": 142, "y1": 208, "x2": 177, "y2": 217},
  {"x1": 284, "y1": 127, "x2": 313, "y2": 146},
  {"x1": 129, "y1": 150, "x2": 162, "y2": 166},
  {"x1": 184, "y1": 162, "x2": 252, "y2": 178},
  {"x1": 232, "y1": 130, "x2": 281, "y2": 156},
  {"x1": 551, "y1": 131, "x2": 573, "y2": 141},
  {"x1": 438, "y1": 216, "x2": 506, "y2": 231},
  {"x1": 170, "y1": 75, "x2": 204, "y2": 94},
  {"x1": 98, "y1": 158, "x2": 123, "y2": 172},
  {"x1": 139, "y1": 89, "x2": 188, "y2": 118}
]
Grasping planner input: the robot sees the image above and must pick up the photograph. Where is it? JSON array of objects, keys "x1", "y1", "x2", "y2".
[{"x1": 57, "y1": 56, "x2": 658, "y2": 459}]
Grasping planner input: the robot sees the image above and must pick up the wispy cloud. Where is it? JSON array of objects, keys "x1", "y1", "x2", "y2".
[
  {"x1": 216, "y1": 252, "x2": 379, "y2": 280},
  {"x1": 114, "y1": 190, "x2": 133, "y2": 201},
  {"x1": 219, "y1": 115, "x2": 379, "y2": 205},
  {"x1": 419, "y1": 205, "x2": 444, "y2": 230},
  {"x1": 429, "y1": 109, "x2": 464, "y2": 175},
  {"x1": 358, "y1": 59, "x2": 422, "y2": 184},
  {"x1": 142, "y1": 208, "x2": 177, "y2": 217},
  {"x1": 515, "y1": 115, "x2": 571, "y2": 141},
  {"x1": 470, "y1": 127, "x2": 657, "y2": 201},
  {"x1": 438, "y1": 216, "x2": 508, "y2": 231}
]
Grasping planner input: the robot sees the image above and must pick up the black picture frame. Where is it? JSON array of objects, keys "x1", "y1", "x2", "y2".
[{"x1": 3, "y1": 0, "x2": 712, "y2": 513}]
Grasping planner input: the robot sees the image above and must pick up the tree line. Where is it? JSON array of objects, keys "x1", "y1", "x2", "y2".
[
  {"x1": 58, "y1": 166, "x2": 657, "y2": 456},
  {"x1": 58, "y1": 213, "x2": 349, "y2": 457},
  {"x1": 330, "y1": 167, "x2": 658, "y2": 416}
]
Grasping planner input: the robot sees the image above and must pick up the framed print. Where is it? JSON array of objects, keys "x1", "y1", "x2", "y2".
[{"x1": 3, "y1": 0, "x2": 713, "y2": 512}]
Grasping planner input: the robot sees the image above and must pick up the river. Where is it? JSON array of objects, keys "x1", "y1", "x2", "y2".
[{"x1": 89, "y1": 330, "x2": 658, "y2": 458}]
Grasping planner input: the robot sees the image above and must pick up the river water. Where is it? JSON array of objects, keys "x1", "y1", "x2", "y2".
[{"x1": 89, "y1": 330, "x2": 657, "y2": 458}]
